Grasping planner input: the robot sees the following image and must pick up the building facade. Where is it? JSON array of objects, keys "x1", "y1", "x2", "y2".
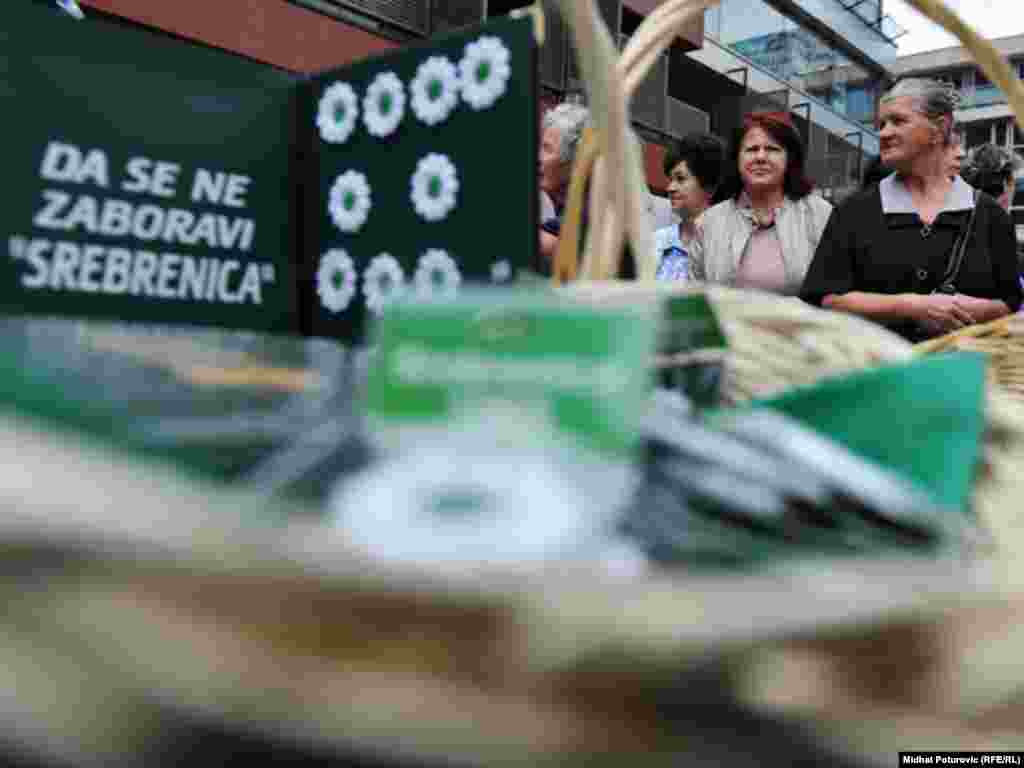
[
  {"x1": 73, "y1": 0, "x2": 894, "y2": 199},
  {"x1": 687, "y1": 0, "x2": 900, "y2": 200}
]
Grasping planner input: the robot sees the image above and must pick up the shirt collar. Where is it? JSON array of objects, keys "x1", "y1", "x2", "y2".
[
  {"x1": 880, "y1": 173, "x2": 975, "y2": 215},
  {"x1": 737, "y1": 191, "x2": 785, "y2": 213}
]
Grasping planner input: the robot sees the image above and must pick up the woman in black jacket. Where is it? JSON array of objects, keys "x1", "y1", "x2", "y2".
[{"x1": 801, "y1": 79, "x2": 1021, "y2": 340}]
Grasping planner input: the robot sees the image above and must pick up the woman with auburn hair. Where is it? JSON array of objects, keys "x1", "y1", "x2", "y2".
[{"x1": 688, "y1": 111, "x2": 832, "y2": 295}]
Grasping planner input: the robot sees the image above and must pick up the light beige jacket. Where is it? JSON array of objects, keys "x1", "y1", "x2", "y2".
[{"x1": 687, "y1": 194, "x2": 834, "y2": 294}]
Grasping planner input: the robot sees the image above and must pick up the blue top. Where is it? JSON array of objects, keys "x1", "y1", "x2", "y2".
[{"x1": 654, "y1": 225, "x2": 689, "y2": 281}]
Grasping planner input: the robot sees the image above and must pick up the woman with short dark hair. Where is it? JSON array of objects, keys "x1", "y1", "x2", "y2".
[
  {"x1": 653, "y1": 132, "x2": 727, "y2": 280},
  {"x1": 801, "y1": 79, "x2": 1021, "y2": 339},
  {"x1": 688, "y1": 112, "x2": 832, "y2": 295}
]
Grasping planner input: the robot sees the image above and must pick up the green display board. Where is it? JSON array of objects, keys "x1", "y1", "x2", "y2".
[
  {"x1": 0, "y1": 3, "x2": 301, "y2": 334},
  {"x1": 1, "y1": 7, "x2": 539, "y2": 343},
  {"x1": 302, "y1": 16, "x2": 539, "y2": 343}
]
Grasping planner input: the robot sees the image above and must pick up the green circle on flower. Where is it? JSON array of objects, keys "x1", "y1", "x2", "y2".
[
  {"x1": 343, "y1": 191, "x2": 356, "y2": 210},
  {"x1": 475, "y1": 60, "x2": 491, "y2": 84},
  {"x1": 379, "y1": 91, "x2": 392, "y2": 115},
  {"x1": 331, "y1": 271, "x2": 345, "y2": 290},
  {"x1": 428, "y1": 79, "x2": 443, "y2": 101},
  {"x1": 428, "y1": 176, "x2": 442, "y2": 198},
  {"x1": 429, "y1": 488, "x2": 491, "y2": 520},
  {"x1": 334, "y1": 103, "x2": 346, "y2": 123}
]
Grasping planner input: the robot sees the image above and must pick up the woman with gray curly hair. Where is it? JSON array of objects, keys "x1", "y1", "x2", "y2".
[
  {"x1": 802, "y1": 78, "x2": 1021, "y2": 339},
  {"x1": 963, "y1": 143, "x2": 1019, "y2": 211},
  {"x1": 538, "y1": 102, "x2": 589, "y2": 264}
]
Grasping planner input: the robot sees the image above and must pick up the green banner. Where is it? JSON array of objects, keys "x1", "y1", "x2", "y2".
[{"x1": 0, "y1": 3, "x2": 301, "y2": 334}]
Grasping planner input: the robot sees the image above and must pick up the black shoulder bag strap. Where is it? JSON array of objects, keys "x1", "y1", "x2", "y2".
[{"x1": 935, "y1": 190, "x2": 980, "y2": 295}]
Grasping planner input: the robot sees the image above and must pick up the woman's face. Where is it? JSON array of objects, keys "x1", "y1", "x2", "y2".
[
  {"x1": 945, "y1": 134, "x2": 966, "y2": 178},
  {"x1": 666, "y1": 159, "x2": 710, "y2": 216},
  {"x1": 878, "y1": 96, "x2": 943, "y2": 171},
  {"x1": 739, "y1": 126, "x2": 788, "y2": 196},
  {"x1": 539, "y1": 125, "x2": 570, "y2": 199}
]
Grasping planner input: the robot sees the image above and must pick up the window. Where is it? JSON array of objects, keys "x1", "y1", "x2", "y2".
[
  {"x1": 973, "y1": 69, "x2": 1004, "y2": 108},
  {"x1": 845, "y1": 84, "x2": 875, "y2": 123}
]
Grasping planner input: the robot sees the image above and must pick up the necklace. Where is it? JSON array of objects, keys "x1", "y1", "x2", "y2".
[
  {"x1": 920, "y1": 223, "x2": 933, "y2": 239},
  {"x1": 750, "y1": 207, "x2": 777, "y2": 230}
]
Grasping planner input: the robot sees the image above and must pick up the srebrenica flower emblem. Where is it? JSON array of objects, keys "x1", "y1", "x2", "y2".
[
  {"x1": 410, "y1": 153, "x2": 459, "y2": 222},
  {"x1": 490, "y1": 259, "x2": 512, "y2": 283},
  {"x1": 317, "y1": 82, "x2": 359, "y2": 144},
  {"x1": 459, "y1": 36, "x2": 511, "y2": 111},
  {"x1": 316, "y1": 249, "x2": 358, "y2": 313},
  {"x1": 363, "y1": 253, "x2": 406, "y2": 314},
  {"x1": 363, "y1": 72, "x2": 406, "y2": 138},
  {"x1": 414, "y1": 249, "x2": 461, "y2": 300},
  {"x1": 328, "y1": 170, "x2": 372, "y2": 233},
  {"x1": 410, "y1": 56, "x2": 459, "y2": 126}
]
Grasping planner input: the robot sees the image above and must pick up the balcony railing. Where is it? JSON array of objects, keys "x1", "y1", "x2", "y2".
[{"x1": 836, "y1": 0, "x2": 907, "y2": 44}]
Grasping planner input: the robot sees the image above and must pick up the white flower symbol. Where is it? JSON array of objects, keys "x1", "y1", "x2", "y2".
[
  {"x1": 316, "y1": 249, "x2": 358, "y2": 313},
  {"x1": 459, "y1": 36, "x2": 511, "y2": 111},
  {"x1": 363, "y1": 253, "x2": 406, "y2": 314},
  {"x1": 328, "y1": 170, "x2": 372, "y2": 233},
  {"x1": 316, "y1": 82, "x2": 359, "y2": 144},
  {"x1": 414, "y1": 249, "x2": 461, "y2": 300},
  {"x1": 363, "y1": 72, "x2": 406, "y2": 138},
  {"x1": 410, "y1": 56, "x2": 459, "y2": 126},
  {"x1": 490, "y1": 259, "x2": 512, "y2": 283},
  {"x1": 410, "y1": 153, "x2": 459, "y2": 222}
]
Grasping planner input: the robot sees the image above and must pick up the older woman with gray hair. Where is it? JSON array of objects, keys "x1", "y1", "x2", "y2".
[
  {"x1": 538, "y1": 102, "x2": 589, "y2": 264},
  {"x1": 963, "y1": 143, "x2": 1019, "y2": 212},
  {"x1": 801, "y1": 78, "x2": 1021, "y2": 340}
]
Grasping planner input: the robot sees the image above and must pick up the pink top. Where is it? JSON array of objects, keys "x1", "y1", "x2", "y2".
[{"x1": 735, "y1": 226, "x2": 789, "y2": 294}]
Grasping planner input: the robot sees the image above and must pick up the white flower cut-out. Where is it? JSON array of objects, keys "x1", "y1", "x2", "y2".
[
  {"x1": 317, "y1": 82, "x2": 359, "y2": 144},
  {"x1": 363, "y1": 72, "x2": 406, "y2": 138},
  {"x1": 459, "y1": 36, "x2": 511, "y2": 111},
  {"x1": 329, "y1": 170, "x2": 371, "y2": 233},
  {"x1": 410, "y1": 56, "x2": 459, "y2": 126},
  {"x1": 317, "y1": 249, "x2": 358, "y2": 313},
  {"x1": 410, "y1": 153, "x2": 459, "y2": 222},
  {"x1": 490, "y1": 259, "x2": 512, "y2": 283},
  {"x1": 363, "y1": 253, "x2": 406, "y2": 314},
  {"x1": 415, "y1": 249, "x2": 461, "y2": 300}
]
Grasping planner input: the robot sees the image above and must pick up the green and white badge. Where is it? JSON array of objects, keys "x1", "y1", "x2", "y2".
[{"x1": 329, "y1": 290, "x2": 656, "y2": 568}]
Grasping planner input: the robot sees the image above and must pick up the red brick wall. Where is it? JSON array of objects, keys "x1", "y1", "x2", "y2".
[
  {"x1": 644, "y1": 142, "x2": 668, "y2": 193},
  {"x1": 79, "y1": 0, "x2": 397, "y2": 73}
]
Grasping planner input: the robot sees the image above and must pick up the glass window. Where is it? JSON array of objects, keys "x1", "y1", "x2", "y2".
[
  {"x1": 845, "y1": 84, "x2": 875, "y2": 124},
  {"x1": 705, "y1": 0, "x2": 873, "y2": 123},
  {"x1": 973, "y1": 69, "x2": 1005, "y2": 108}
]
